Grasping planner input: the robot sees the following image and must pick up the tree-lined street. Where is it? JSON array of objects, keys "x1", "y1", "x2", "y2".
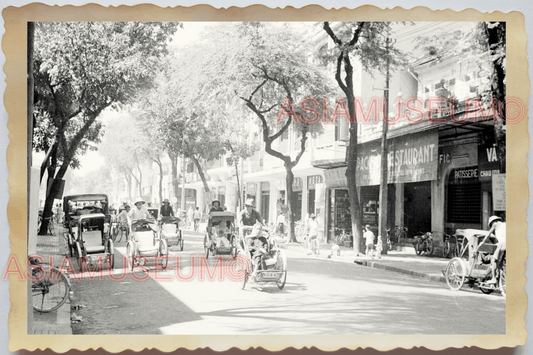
[
  {"x1": 69, "y1": 230, "x2": 505, "y2": 335},
  {"x1": 27, "y1": 20, "x2": 510, "y2": 337}
]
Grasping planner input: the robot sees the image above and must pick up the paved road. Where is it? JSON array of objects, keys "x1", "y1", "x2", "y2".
[{"x1": 70, "y1": 230, "x2": 505, "y2": 335}]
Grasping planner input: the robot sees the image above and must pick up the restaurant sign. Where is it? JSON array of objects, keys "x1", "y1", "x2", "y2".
[{"x1": 356, "y1": 129, "x2": 438, "y2": 186}]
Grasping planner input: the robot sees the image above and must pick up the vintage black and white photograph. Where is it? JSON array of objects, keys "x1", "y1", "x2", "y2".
[{"x1": 25, "y1": 18, "x2": 512, "y2": 339}]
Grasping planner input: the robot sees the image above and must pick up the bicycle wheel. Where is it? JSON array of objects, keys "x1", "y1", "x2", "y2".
[
  {"x1": 427, "y1": 238, "x2": 434, "y2": 256},
  {"x1": 75, "y1": 242, "x2": 83, "y2": 273},
  {"x1": 415, "y1": 240, "x2": 422, "y2": 255},
  {"x1": 158, "y1": 240, "x2": 169, "y2": 269},
  {"x1": 276, "y1": 251, "x2": 287, "y2": 289},
  {"x1": 444, "y1": 257, "x2": 467, "y2": 291},
  {"x1": 32, "y1": 265, "x2": 69, "y2": 313},
  {"x1": 442, "y1": 241, "x2": 451, "y2": 258},
  {"x1": 204, "y1": 235, "x2": 210, "y2": 259}
]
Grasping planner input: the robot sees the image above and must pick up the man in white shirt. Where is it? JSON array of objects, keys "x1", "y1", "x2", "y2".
[
  {"x1": 127, "y1": 199, "x2": 154, "y2": 237},
  {"x1": 479, "y1": 216, "x2": 506, "y2": 284}
]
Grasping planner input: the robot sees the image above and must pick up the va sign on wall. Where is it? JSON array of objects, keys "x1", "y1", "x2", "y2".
[{"x1": 356, "y1": 129, "x2": 439, "y2": 186}]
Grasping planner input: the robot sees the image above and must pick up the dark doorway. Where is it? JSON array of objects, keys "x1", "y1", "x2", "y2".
[
  {"x1": 308, "y1": 189, "x2": 315, "y2": 215},
  {"x1": 403, "y1": 181, "x2": 431, "y2": 238}
]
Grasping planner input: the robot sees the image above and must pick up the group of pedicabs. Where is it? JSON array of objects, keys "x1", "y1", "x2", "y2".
[
  {"x1": 59, "y1": 194, "x2": 287, "y2": 290},
  {"x1": 32, "y1": 193, "x2": 504, "y2": 313},
  {"x1": 47, "y1": 192, "x2": 503, "y2": 295}
]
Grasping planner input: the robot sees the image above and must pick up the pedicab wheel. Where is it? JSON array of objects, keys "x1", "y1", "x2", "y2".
[
  {"x1": 126, "y1": 243, "x2": 135, "y2": 271},
  {"x1": 204, "y1": 235, "x2": 209, "y2": 259},
  {"x1": 159, "y1": 240, "x2": 169, "y2": 268},
  {"x1": 427, "y1": 238, "x2": 434, "y2": 256},
  {"x1": 499, "y1": 258, "x2": 506, "y2": 297},
  {"x1": 444, "y1": 257, "x2": 467, "y2": 291},
  {"x1": 480, "y1": 285, "x2": 494, "y2": 294},
  {"x1": 65, "y1": 234, "x2": 74, "y2": 257},
  {"x1": 107, "y1": 239, "x2": 115, "y2": 270},
  {"x1": 442, "y1": 241, "x2": 451, "y2": 258},
  {"x1": 179, "y1": 236, "x2": 184, "y2": 251},
  {"x1": 276, "y1": 251, "x2": 287, "y2": 290},
  {"x1": 415, "y1": 240, "x2": 422, "y2": 255},
  {"x1": 75, "y1": 242, "x2": 83, "y2": 273}
]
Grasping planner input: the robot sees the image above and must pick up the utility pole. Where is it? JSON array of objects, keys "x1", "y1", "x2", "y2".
[
  {"x1": 180, "y1": 153, "x2": 186, "y2": 214},
  {"x1": 378, "y1": 37, "x2": 391, "y2": 254}
]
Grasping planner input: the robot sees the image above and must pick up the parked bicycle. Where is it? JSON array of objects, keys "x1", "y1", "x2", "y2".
[
  {"x1": 29, "y1": 257, "x2": 70, "y2": 313},
  {"x1": 442, "y1": 233, "x2": 466, "y2": 258},
  {"x1": 386, "y1": 226, "x2": 408, "y2": 249},
  {"x1": 334, "y1": 227, "x2": 352, "y2": 247}
]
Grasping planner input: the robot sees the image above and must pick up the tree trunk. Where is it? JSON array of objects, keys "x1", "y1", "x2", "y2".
[
  {"x1": 168, "y1": 151, "x2": 180, "y2": 205},
  {"x1": 38, "y1": 160, "x2": 69, "y2": 235},
  {"x1": 156, "y1": 158, "x2": 163, "y2": 204},
  {"x1": 234, "y1": 159, "x2": 242, "y2": 211},
  {"x1": 323, "y1": 22, "x2": 366, "y2": 256},
  {"x1": 284, "y1": 165, "x2": 298, "y2": 243},
  {"x1": 189, "y1": 154, "x2": 212, "y2": 215}
]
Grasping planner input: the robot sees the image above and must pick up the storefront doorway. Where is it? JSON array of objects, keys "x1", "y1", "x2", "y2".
[{"x1": 403, "y1": 181, "x2": 431, "y2": 238}]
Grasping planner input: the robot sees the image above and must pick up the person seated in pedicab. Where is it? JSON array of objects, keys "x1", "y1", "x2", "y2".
[
  {"x1": 215, "y1": 227, "x2": 231, "y2": 249},
  {"x1": 248, "y1": 223, "x2": 270, "y2": 278},
  {"x1": 478, "y1": 215, "x2": 506, "y2": 284}
]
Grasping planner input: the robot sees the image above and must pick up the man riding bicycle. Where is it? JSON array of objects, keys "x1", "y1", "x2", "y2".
[{"x1": 116, "y1": 205, "x2": 130, "y2": 239}]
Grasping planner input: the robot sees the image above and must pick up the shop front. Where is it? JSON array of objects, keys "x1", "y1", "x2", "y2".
[
  {"x1": 357, "y1": 129, "x2": 438, "y2": 238},
  {"x1": 307, "y1": 175, "x2": 323, "y2": 215},
  {"x1": 260, "y1": 182, "x2": 270, "y2": 223}
]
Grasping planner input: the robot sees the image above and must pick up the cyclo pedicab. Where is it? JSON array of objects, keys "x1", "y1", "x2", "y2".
[
  {"x1": 237, "y1": 223, "x2": 287, "y2": 290},
  {"x1": 63, "y1": 194, "x2": 114, "y2": 272},
  {"x1": 126, "y1": 218, "x2": 170, "y2": 270},
  {"x1": 158, "y1": 215, "x2": 184, "y2": 251},
  {"x1": 204, "y1": 211, "x2": 238, "y2": 258},
  {"x1": 443, "y1": 228, "x2": 506, "y2": 296}
]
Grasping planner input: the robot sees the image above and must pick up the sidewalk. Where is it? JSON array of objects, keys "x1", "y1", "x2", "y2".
[
  {"x1": 276, "y1": 239, "x2": 450, "y2": 284},
  {"x1": 31, "y1": 223, "x2": 73, "y2": 335}
]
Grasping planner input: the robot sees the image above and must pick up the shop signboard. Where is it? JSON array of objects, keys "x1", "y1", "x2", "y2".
[
  {"x1": 307, "y1": 175, "x2": 323, "y2": 189},
  {"x1": 478, "y1": 141, "x2": 501, "y2": 182},
  {"x1": 356, "y1": 129, "x2": 439, "y2": 186},
  {"x1": 246, "y1": 182, "x2": 257, "y2": 195},
  {"x1": 492, "y1": 173, "x2": 506, "y2": 211},
  {"x1": 324, "y1": 167, "x2": 347, "y2": 188}
]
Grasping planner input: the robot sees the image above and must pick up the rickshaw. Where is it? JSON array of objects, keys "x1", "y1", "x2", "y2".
[
  {"x1": 238, "y1": 224, "x2": 287, "y2": 290},
  {"x1": 204, "y1": 212, "x2": 237, "y2": 258},
  {"x1": 443, "y1": 229, "x2": 506, "y2": 296},
  {"x1": 126, "y1": 219, "x2": 169, "y2": 270},
  {"x1": 158, "y1": 216, "x2": 183, "y2": 250},
  {"x1": 63, "y1": 194, "x2": 111, "y2": 257},
  {"x1": 71, "y1": 213, "x2": 115, "y2": 272}
]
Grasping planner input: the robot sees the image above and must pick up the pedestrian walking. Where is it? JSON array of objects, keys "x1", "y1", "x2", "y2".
[
  {"x1": 187, "y1": 207, "x2": 194, "y2": 229},
  {"x1": 364, "y1": 224, "x2": 376, "y2": 258},
  {"x1": 193, "y1": 207, "x2": 201, "y2": 232},
  {"x1": 306, "y1": 214, "x2": 319, "y2": 256},
  {"x1": 375, "y1": 235, "x2": 383, "y2": 259}
]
